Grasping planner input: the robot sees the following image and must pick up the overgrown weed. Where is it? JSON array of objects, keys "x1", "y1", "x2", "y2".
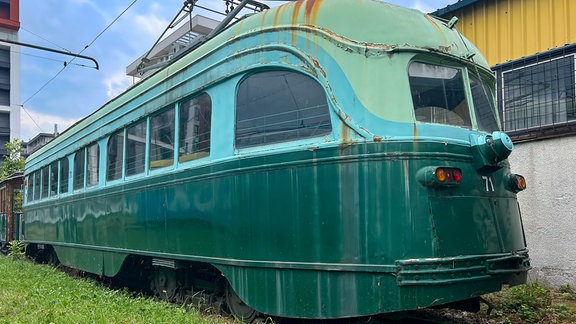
[{"x1": 486, "y1": 282, "x2": 576, "y2": 323}]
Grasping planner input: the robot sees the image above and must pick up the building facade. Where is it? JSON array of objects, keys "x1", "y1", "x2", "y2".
[
  {"x1": 0, "y1": 0, "x2": 20, "y2": 155},
  {"x1": 434, "y1": 0, "x2": 576, "y2": 287}
]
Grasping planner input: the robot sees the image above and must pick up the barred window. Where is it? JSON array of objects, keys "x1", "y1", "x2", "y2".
[
  {"x1": 126, "y1": 120, "x2": 146, "y2": 176},
  {"x1": 33, "y1": 172, "x2": 40, "y2": 200},
  {"x1": 26, "y1": 175, "x2": 33, "y2": 202},
  {"x1": 150, "y1": 107, "x2": 175, "y2": 169},
  {"x1": 41, "y1": 166, "x2": 49, "y2": 199},
  {"x1": 60, "y1": 157, "x2": 69, "y2": 194},
  {"x1": 179, "y1": 93, "x2": 211, "y2": 162},
  {"x1": 49, "y1": 160, "x2": 58, "y2": 196},
  {"x1": 73, "y1": 149, "x2": 85, "y2": 190},
  {"x1": 235, "y1": 71, "x2": 332, "y2": 148},
  {"x1": 499, "y1": 55, "x2": 576, "y2": 134},
  {"x1": 107, "y1": 130, "x2": 124, "y2": 181},
  {"x1": 87, "y1": 143, "x2": 99, "y2": 187}
]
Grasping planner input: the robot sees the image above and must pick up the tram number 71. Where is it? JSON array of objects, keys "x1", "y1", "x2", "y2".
[{"x1": 482, "y1": 176, "x2": 495, "y2": 192}]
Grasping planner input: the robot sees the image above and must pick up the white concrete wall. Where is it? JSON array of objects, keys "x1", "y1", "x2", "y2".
[{"x1": 508, "y1": 135, "x2": 576, "y2": 287}]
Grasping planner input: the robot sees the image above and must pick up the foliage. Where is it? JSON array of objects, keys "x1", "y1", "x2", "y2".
[
  {"x1": 486, "y1": 282, "x2": 576, "y2": 323},
  {"x1": 6, "y1": 240, "x2": 25, "y2": 260},
  {"x1": 0, "y1": 138, "x2": 25, "y2": 180},
  {"x1": 0, "y1": 256, "x2": 232, "y2": 323}
]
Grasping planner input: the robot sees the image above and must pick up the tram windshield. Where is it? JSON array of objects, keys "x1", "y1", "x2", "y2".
[{"x1": 409, "y1": 62, "x2": 500, "y2": 132}]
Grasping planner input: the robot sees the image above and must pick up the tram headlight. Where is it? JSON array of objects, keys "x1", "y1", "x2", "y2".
[{"x1": 470, "y1": 131, "x2": 514, "y2": 170}]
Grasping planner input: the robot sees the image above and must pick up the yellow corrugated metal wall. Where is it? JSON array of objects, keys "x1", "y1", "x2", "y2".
[{"x1": 445, "y1": 0, "x2": 576, "y2": 66}]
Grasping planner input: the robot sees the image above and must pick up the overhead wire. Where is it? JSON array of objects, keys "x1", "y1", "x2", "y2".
[{"x1": 21, "y1": 0, "x2": 141, "y2": 108}]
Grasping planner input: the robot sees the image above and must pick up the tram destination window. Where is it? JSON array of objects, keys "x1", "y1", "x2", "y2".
[
  {"x1": 150, "y1": 107, "x2": 175, "y2": 169},
  {"x1": 59, "y1": 157, "x2": 69, "y2": 194},
  {"x1": 235, "y1": 70, "x2": 332, "y2": 148},
  {"x1": 87, "y1": 143, "x2": 99, "y2": 187},
  {"x1": 73, "y1": 149, "x2": 85, "y2": 190},
  {"x1": 107, "y1": 130, "x2": 124, "y2": 181},
  {"x1": 409, "y1": 62, "x2": 472, "y2": 128},
  {"x1": 126, "y1": 120, "x2": 146, "y2": 176},
  {"x1": 179, "y1": 93, "x2": 211, "y2": 162}
]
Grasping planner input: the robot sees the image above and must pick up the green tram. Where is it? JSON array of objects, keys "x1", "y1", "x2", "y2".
[{"x1": 23, "y1": 0, "x2": 530, "y2": 320}]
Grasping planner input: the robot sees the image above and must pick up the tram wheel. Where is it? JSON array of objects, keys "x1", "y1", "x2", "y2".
[
  {"x1": 151, "y1": 267, "x2": 181, "y2": 302},
  {"x1": 45, "y1": 248, "x2": 59, "y2": 266},
  {"x1": 225, "y1": 284, "x2": 258, "y2": 323}
]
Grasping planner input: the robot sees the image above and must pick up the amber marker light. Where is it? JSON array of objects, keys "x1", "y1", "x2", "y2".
[
  {"x1": 435, "y1": 168, "x2": 447, "y2": 182},
  {"x1": 417, "y1": 167, "x2": 463, "y2": 187},
  {"x1": 507, "y1": 174, "x2": 527, "y2": 193}
]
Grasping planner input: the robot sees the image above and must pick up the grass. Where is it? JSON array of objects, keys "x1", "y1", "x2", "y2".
[
  {"x1": 484, "y1": 281, "x2": 576, "y2": 323},
  {"x1": 3, "y1": 253, "x2": 576, "y2": 323},
  {"x1": 0, "y1": 255, "x2": 231, "y2": 324}
]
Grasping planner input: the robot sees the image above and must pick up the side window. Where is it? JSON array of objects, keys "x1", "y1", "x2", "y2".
[
  {"x1": 60, "y1": 157, "x2": 69, "y2": 194},
  {"x1": 107, "y1": 130, "x2": 124, "y2": 181},
  {"x1": 87, "y1": 143, "x2": 99, "y2": 187},
  {"x1": 26, "y1": 174, "x2": 33, "y2": 202},
  {"x1": 179, "y1": 93, "x2": 211, "y2": 162},
  {"x1": 235, "y1": 70, "x2": 332, "y2": 148},
  {"x1": 49, "y1": 161, "x2": 58, "y2": 196},
  {"x1": 33, "y1": 171, "x2": 40, "y2": 200},
  {"x1": 41, "y1": 166, "x2": 49, "y2": 199},
  {"x1": 150, "y1": 107, "x2": 175, "y2": 169},
  {"x1": 126, "y1": 120, "x2": 146, "y2": 176},
  {"x1": 73, "y1": 149, "x2": 85, "y2": 190}
]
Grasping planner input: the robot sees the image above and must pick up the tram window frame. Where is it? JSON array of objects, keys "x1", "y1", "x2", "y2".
[
  {"x1": 41, "y1": 166, "x2": 49, "y2": 199},
  {"x1": 49, "y1": 160, "x2": 58, "y2": 196},
  {"x1": 409, "y1": 62, "x2": 473, "y2": 128},
  {"x1": 107, "y1": 130, "x2": 125, "y2": 181},
  {"x1": 33, "y1": 171, "x2": 40, "y2": 201},
  {"x1": 126, "y1": 119, "x2": 146, "y2": 176},
  {"x1": 60, "y1": 157, "x2": 69, "y2": 195},
  {"x1": 179, "y1": 93, "x2": 211, "y2": 162},
  {"x1": 73, "y1": 148, "x2": 85, "y2": 191},
  {"x1": 235, "y1": 70, "x2": 333, "y2": 148},
  {"x1": 26, "y1": 173, "x2": 34, "y2": 202},
  {"x1": 87, "y1": 143, "x2": 99, "y2": 187},
  {"x1": 149, "y1": 106, "x2": 175, "y2": 170}
]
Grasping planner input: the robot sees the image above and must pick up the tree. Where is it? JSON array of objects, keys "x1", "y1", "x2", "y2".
[{"x1": 0, "y1": 138, "x2": 25, "y2": 180}]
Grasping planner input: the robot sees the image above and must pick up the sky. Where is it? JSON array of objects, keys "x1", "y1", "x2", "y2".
[{"x1": 18, "y1": 0, "x2": 457, "y2": 141}]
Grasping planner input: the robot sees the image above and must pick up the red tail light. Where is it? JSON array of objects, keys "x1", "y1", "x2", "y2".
[
  {"x1": 435, "y1": 167, "x2": 462, "y2": 184},
  {"x1": 417, "y1": 166, "x2": 463, "y2": 187}
]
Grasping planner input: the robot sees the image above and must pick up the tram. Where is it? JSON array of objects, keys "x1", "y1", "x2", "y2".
[
  {"x1": 23, "y1": 0, "x2": 530, "y2": 320},
  {"x1": 0, "y1": 172, "x2": 23, "y2": 252}
]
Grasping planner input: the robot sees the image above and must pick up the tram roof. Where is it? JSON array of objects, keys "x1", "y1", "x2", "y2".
[{"x1": 26, "y1": 0, "x2": 488, "y2": 167}]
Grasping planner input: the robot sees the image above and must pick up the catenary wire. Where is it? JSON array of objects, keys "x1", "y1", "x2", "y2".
[{"x1": 21, "y1": 0, "x2": 141, "y2": 107}]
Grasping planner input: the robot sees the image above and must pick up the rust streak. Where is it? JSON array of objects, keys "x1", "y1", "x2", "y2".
[
  {"x1": 291, "y1": 1, "x2": 304, "y2": 45},
  {"x1": 424, "y1": 14, "x2": 442, "y2": 32},
  {"x1": 413, "y1": 123, "x2": 418, "y2": 138},
  {"x1": 304, "y1": 0, "x2": 323, "y2": 25},
  {"x1": 273, "y1": 5, "x2": 282, "y2": 27}
]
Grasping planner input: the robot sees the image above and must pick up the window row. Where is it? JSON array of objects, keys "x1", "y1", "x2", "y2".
[
  {"x1": 27, "y1": 93, "x2": 212, "y2": 202},
  {"x1": 26, "y1": 70, "x2": 332, "y2": 202}
]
